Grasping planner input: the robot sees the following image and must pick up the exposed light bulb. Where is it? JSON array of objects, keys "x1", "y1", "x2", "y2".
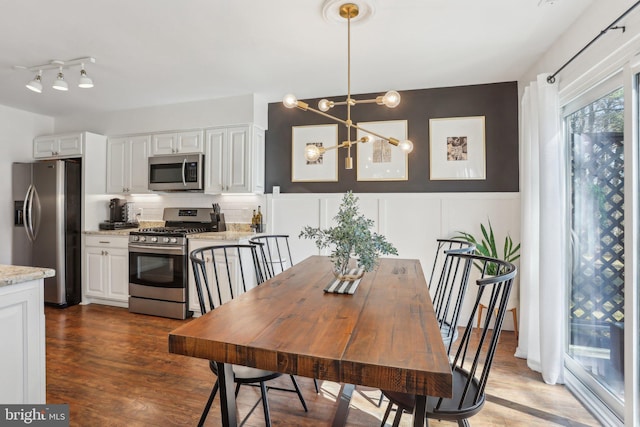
[
  {"x1": 304, "y1": 144, "x2": 322, "y2": 162},
  {"x1": 26, "y1": 71, "x2": 43, "y2": 93},
  {"x1": 283, "y1": 93, "x2": 298, "y2": 109},
  {"x1": 382, "y1": 90, "x2": 401, "y2": 108},
  {"x1": 398, "y1": 139, "x2": 414, "y2": 153},
  {"x1": 318, "y1": 99, "x2": 333, "y2": 112},
  {"x1": 52, "y1": 68, "x2": 68, "y2": 91}
]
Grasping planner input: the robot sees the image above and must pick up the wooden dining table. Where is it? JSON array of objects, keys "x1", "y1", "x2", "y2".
[{"x1": 168, "y1": 255, "x2": 452, "y2": 427}]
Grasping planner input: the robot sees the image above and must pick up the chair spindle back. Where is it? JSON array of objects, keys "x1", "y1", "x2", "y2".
[{"x1": 190, "y1": 244, "x2": 264, "y2": 315}]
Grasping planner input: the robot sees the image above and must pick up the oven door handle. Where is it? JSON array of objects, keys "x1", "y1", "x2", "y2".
[{"x1": 128, "y1": 244, "x2": 186, "y2": 256}]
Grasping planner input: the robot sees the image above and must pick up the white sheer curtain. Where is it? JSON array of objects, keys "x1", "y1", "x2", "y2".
[{"x1": 516, "y1": 73, "x2": 566, "y2": 384}]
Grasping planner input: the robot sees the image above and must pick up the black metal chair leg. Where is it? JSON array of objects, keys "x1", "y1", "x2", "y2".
[
  {"x1": 234, "y1": 382, "x2": 241, "y2": 396},
  {"x1": 313, "y1": 378, "x2": 319, "y2": 393},
  {"x1": 391, "y1": 405, "x2": 403, "y2": 427},
  {"x1": 259, "y1": 381, "x2": 272, "y2": 427},
  {"x1": 198, "y1": 380, "x2": 219, "y2": 427},
  {"x1": 458, "y1": 420, "x2": 469, "y2": 427},
  {"x1": 380, "y1": 400, "x2": 393, "y2": 426},
  {"x1": 289, "y1": 375, "x2": 308, "y2": 411},
  {"x1": 377, "y1": 391, "x2": 385, "y2": 407}
]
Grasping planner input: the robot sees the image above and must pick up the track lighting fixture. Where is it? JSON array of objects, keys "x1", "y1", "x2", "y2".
[
  {"x1": 283, "y1": 2, "x2": 413, "y2": 170},
  {"x1": 15, "y1": 57, "x2": 96, "y2": 94}
]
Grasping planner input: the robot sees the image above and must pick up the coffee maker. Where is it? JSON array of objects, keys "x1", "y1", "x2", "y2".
[
  {"x1": 99, "y1": 198, "x2": 138, "y2": 230},
  {"x1": 109, "y1": 198, "x2": 126, "y2": 222}
]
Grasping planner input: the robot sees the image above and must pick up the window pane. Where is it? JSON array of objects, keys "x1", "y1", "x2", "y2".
[{"x1": 567, "y1": 87, "x2": 624, "y2": 403}]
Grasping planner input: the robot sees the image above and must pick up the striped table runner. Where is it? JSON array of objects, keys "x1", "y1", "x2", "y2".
[{"x1": 324, "y1": 269, "x2": 364, "y2": 295}]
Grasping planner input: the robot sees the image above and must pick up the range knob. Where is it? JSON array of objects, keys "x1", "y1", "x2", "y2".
[
  {"x1": 139, "y1": 236, "x2": 146, "y2": 242},
  {"x1": 170, "y1": 237, "x2": 178, "y2": 243},
  {"x1": 151, "y1": 236, "x2": 158, "y2": 243},
  {"x1": 131, "y1": 235, "x2": 139, "y2": 242},
  {"x1": 162, "y1": 237, "x2": 170, "y2": 243}
]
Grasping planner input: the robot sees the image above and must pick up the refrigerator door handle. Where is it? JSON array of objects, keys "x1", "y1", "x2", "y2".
[
  {"x1": 23, "y1": 184, "x2": 35, "y2": 242},
  {"x1": 31, "y1": 186, "x2": 41, "y2": 240}
]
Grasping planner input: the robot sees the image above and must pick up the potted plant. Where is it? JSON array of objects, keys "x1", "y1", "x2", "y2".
[
  {"x1": 299, "y1": 191, "x2": 398, "y2": 280},
  {"x1": 454, "y1": 220, "x2": 520, "y2": 274}
]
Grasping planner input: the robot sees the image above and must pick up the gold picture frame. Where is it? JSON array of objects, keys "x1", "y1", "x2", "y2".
[
  {"x1": 356, "y1": 120, "x2": 409, "y2": 181},
  {"x1": 291, "y1": 124, "x2": 339, "y2": 182},
  {"x1": 429, "y1": 116, "x2": 486, "y2": 180}
]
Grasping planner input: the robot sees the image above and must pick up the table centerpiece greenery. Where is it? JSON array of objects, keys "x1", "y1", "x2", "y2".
[{"x1": 299, "y1": 191, "x2": 398, "y2": 280}]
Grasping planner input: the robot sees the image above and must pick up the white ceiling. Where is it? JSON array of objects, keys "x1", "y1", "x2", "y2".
[{"x1": 0, "y1": 0, "x2": 595, "y2": 118}]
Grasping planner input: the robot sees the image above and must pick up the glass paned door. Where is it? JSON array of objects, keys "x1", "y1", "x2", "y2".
[{"x1": 566, "y1": 87, "x2": 625, "y2": 407}]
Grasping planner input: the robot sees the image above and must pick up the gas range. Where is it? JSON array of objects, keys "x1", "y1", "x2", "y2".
[
  {"x1": 128, "y1": 207, "x2": 215, "y2": 320},
  {"x1": 129, "y1": 208, "x2": 213, "y2": 246},
  {"x1": 129, "y1": 227, "x2": 209, "y2": 246}
]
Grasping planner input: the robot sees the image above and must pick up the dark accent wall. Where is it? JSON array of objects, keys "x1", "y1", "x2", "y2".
[{"x1": 265, "y1": 82, "x2": 519, "y2": 193}]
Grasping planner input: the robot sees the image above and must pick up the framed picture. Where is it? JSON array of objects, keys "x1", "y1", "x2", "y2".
[
  {"x1": 291, "y1": 124, "x2": 338, "y2": 182},
  {"x1": 356, "y1": 120, "x2": 409, "y2": 181},
  {"x1": 429, "y1": 116, "x2": 486, "y2": 180}
]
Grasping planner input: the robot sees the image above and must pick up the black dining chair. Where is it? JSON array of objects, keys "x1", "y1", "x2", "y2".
[
  {"x1": 429, "y1": 242, "x2": 476, "y2": 352},
  {"x1": 376, "y1": 239, "x2": 475, "y2": 408},
  {"x1": 190, "y1": 244, "x2": 309, "y2": 427},
  {"x1": 248, "y1": 234, "x2": 294, "y2": 279},
  {"x1": 427, "y1": 239, "x2": 476, "y2": 291},
  {"x1": 249, "y1": 234, "x2": 321, "y2": 394},
  {"x1": 380, "y1": 254, "x2": 517, "y2": 427}
]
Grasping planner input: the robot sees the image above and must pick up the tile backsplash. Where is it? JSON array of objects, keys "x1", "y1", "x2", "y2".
[{"x1": 126, "y1": 193, "x2": 266, "y2": 225}]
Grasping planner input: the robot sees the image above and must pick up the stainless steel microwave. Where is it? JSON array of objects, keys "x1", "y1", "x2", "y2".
[{"x1": 148, "y1": 153, "x2": 204, "y2": 192}]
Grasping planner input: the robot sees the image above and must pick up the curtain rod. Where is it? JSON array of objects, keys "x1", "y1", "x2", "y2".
[{"x1": 547, "y1": 0, "x2": 640, "y2": 84}]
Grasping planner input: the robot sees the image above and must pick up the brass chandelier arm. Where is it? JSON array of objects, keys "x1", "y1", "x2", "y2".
[{"x1": 301, "y1": 103, "x2": 397, "y2": 146}]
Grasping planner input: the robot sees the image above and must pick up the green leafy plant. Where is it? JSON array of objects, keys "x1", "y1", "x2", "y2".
[
  {"x1": 454, "y1": 220, "x2": 520, "y2": 275},
  {"x1": 299, "y1": 191, "x2": 398, "y2": 275}
]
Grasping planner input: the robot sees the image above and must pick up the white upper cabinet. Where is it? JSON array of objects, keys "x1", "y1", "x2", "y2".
[
  {"x1": 33, "y1": 133, "x2": 83, "y2": 158},
  {"x1": 107, "y1": 135, "x2": 150, "y2": 194},
  {"x1": 204, "y1": 124, "x2": 265, "y2": 194},
  {"x1": 151, "y1": 130, "x2": 203, "y2": 155}
]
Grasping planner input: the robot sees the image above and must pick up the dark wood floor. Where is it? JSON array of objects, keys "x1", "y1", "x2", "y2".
[{"x1": 45, "y1": 304, "x2": 600, "y2": 426}]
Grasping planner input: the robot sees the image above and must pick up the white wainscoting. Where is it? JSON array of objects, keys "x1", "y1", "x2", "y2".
[{"x1": 266, "y1": 192, "x2": 521, "y2": 330}]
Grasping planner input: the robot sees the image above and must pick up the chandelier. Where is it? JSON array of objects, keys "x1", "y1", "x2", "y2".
[
  {"x1": 16, "y1": 57, "x2": 95, "y2": 93},
  {"x1": 283, "y1": 2, "x2": 413, "y2": 170}
]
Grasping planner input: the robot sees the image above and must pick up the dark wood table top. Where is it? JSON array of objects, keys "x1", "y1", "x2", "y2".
[{"x1": 168, "y1": 255, "x2": 452, "y2": 398}]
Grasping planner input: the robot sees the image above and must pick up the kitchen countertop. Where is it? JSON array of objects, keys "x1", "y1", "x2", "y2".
[
  {"x1": 84, "y1": 229, "x2": 257, "y2": 240},
  {"x1": 188, "y1": 231, "x2": 257, "y2": 240},
  {"x1": 84, "y1": 229, "x2": 139, "y2": 236},
  {"x1": 84, "y1": 223, "x2": 256, "y2": 239},
  {"x1": 0, "y1": 265, "x2": 56, "y2": 287}
]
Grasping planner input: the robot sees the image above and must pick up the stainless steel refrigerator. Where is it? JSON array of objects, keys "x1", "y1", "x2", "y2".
[{"x1": 12, "y1": 160, "x2": 82, "y2": 306}]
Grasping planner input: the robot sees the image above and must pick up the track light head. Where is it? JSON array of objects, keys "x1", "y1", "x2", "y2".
[
  {"x1": 52, "y1": 68, "x2": 68, "y2": 91},
  {"x1": 26, "y1": 71, "x2": 43, "y2": 93},
  {"x1": 78, "y1": 65, "x2": 93, "y2": 88}
]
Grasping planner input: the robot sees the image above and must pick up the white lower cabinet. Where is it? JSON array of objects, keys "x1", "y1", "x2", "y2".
[
  {"x1": 0, "y1": 279, "x2": 45, "y2": 403},
  {"x1": 188, "y1": 239, "x2": 256, "y2": 316},
  {"x1": 83, "y1": 235, "x2": 129, "y2": 307}
]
